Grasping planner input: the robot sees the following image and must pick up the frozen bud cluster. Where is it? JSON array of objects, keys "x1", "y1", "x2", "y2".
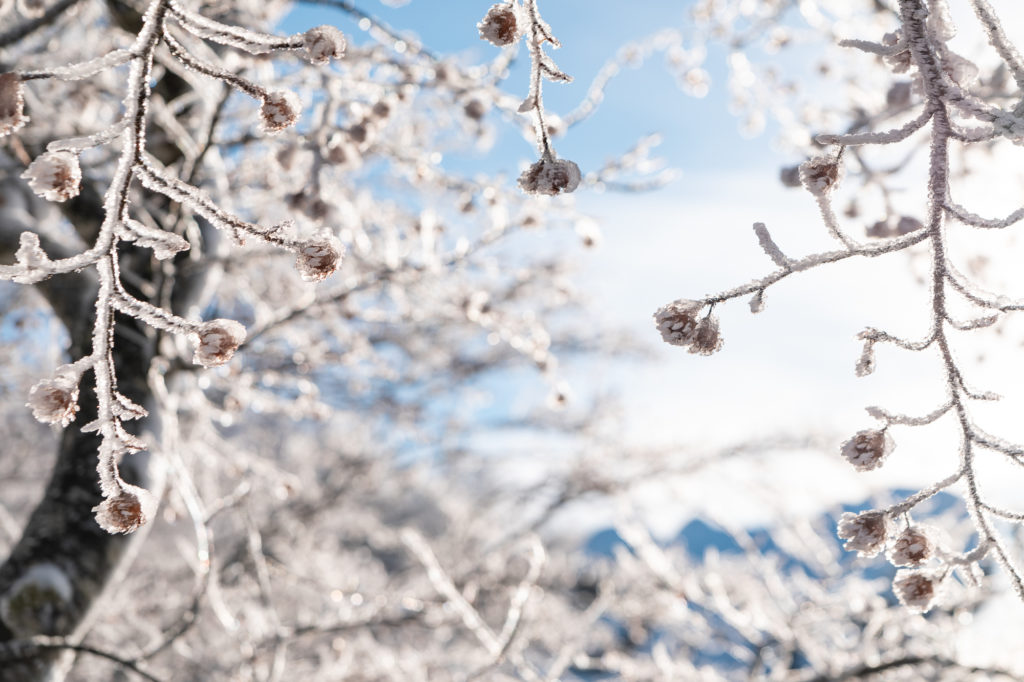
[
  {"x1": 0, "y1": 73, "x2": 27, "y2": 136},
  {"x1": 27, "y1": 372, "x2": 80, "y2": 426},
  {"x1": 518, "y1": 157, "x2": 581, "y2": 196},
  {"x1": 840, "y1": 429, "x2": 894, "y2": 471},
  {"x1": 882, "y1": 32, "x2": 913, "y2": 73},
  {"x1": 260, "y1": 91, "x2": 301, "y2": 134},
  {"x1": 654, "y1": 299, "x2": 723, "y2": 356},
  {"x1": 478, "y1": 2, "x2": 524, "y2": 47},
  {"x1": 654, "y1": 299, "x2": 701, "y2": 346},
  {"x1": 93, "y1": 485, "x2": 156, "y2": 534},
  {"x1": 302, "y1": 25, "x2": 346, "y2": 65},
  {"x1": 799, "y1": 155, "x2": 843, "y2": 196},
  {"x1": 295, "y1": 234, "x2": 343, "y2": 282},
  {"x1": 837, "y1": 510, "x2": 891, "y2": 557},
  {"x1": 888, "y1": 526, "x2": 934, "y2": 567},
  {"x1": 192, "y1": 319, "x2": 246, "y2": 367},
  {"x1": 21, "y1": 151, "x2": 81, "y2": 202},
  {"x1": 688, "y1": 316, "x2": 724, "y2": 355},
  {"x1": 893, "y1": 570, "x2": 942, "y2": 613}
]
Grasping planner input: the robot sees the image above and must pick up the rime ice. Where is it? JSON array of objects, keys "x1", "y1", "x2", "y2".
[{"x1": 0, "y1": 73, "x2": 26, "y2": 136}]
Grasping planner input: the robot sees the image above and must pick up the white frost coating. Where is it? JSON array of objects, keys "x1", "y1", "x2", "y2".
[
  {"x1": 46, "y1": 120, "x2": 130, "y2": 153},
  {"x1": 752, "y1": 222, "x2": 790, "y2": 267},
  {"x1": 19, "y1": 49, "x2": 133, "y2": 81},
  {"x1": 169, "y1": 0, "x2": 301, "y2": 55},
  {"x1": 137, "y1": 161, "x2": 298, "y2": 246}
]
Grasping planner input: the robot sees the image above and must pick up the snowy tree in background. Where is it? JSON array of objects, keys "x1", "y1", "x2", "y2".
[{"x1": 0, "y1": 0, "x2": 1022, "y2": 679}]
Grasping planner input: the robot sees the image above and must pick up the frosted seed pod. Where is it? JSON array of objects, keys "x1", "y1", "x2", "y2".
[
  {"x1": 837, "y1": 510, "x2": 892, "y2": 557},
  {"x1": 518, "y1": 157, "x2": 581, "y2": 196},
  {"x1": 21, "y1": 151, "x2": 81, "y2": 202},
  {"x1": 191, "y1": 319, "x2": 246, "y2": 367}
]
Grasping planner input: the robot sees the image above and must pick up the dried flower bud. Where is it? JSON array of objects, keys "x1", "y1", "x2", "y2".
[
  {"x1": 93, "y1": 484, "x2": 156, "y2": 534},
  {"x1": 888, "y1": 526, "x2": 935, "y2": 567},
  {"x1": 27, "y1": 372, "x2": 80, "y2": 426},
  {"x1": 192, "y1": 319, "x2": 246, "y2": 367},
  {"x1": 371, "y1": 100, "x2": 392, "y2": 120},
  {"x1": 464, "y1": 98, "x2": 488, "y2": 121},
  {"x1": 837, "y1": 510, "x2": 892, "y2": 557},
  {"x1": 347, "y1": 121, "x2": 375, "y2": 148},
  {"x1": 518, "y1": 157, "x2": 581, "y2": 196},
  {"x1": 654, "y1": 299, "x2": 702, "y2": 347},
  {"x1": 840, "y1": 429, "x2": 894, "y2": 471},
  {"x1": 21, "y1": 151, "x2": 81, "y2": 202},
  {"x1": 0, "y1": 73, "x2": 27, "y2": 136},
  {"x1": 295, "y1": 234, "x2": 343, "y2": 282},
  {"x1": 882, "y1": 32, "x2": 913, "y2": 73},
  {"x1": 779, "y1": 164, "x2": 801, "y2": 188},
  {"x1": 886, "y1": 81, "x2": 912, "y2": 108},
  {"x1": 688, "y1": 315, "x2": 724, "y2": 356},
  {"x1": 323, "y1": 132, "x2": 362, "y2": 170},
  {"x1": 799, "y1": 154, "x2": 843, "y2": 196},
  {"x1": 260, "y1": 91, "x2": 301, "y2": 134},
  {"x1": 464, "y1": 291, "x2": 491, "y2": 322},
  {"x1": 866, "y1": 219, "x2": 895, "y2": 238},
  {"x1": 893, "y1": 570, "x2": 942, "y2": 613},
  {"x1": 478, "y1": 2, "x2": 523, "y2": 47},
  {"x1": 302, "y1": 25, "x2": 346, "y2": 65}
]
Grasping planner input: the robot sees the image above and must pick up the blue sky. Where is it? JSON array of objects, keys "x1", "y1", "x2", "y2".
[{"x1": 280, "y1": 1, "x2": 786, "y2": 180}]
